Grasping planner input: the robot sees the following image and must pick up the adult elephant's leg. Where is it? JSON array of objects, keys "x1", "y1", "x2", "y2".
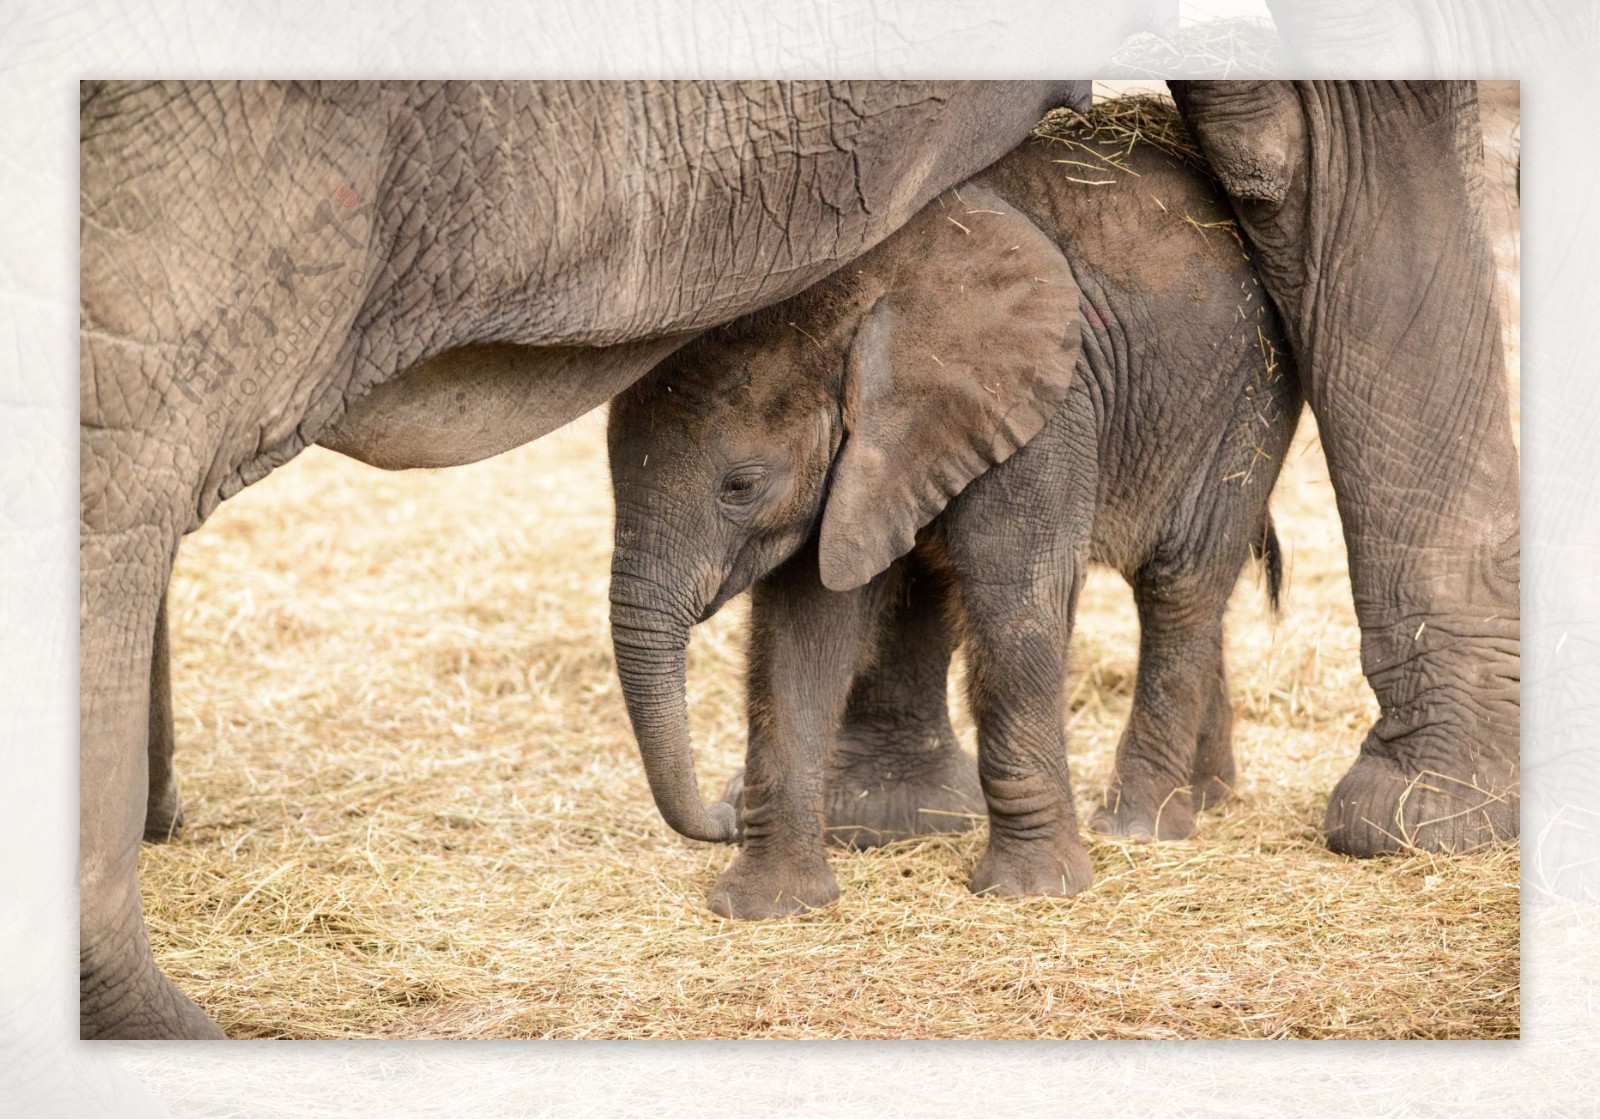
[
  {"x1": 143, "y1": 588, "x2": 183, "y2": 842},
  {"x1": 1172, "y1": 80, "x2": 1520, "y2": 856},
  {"x1": 1314, "y1": 328, "x2": 1521, "y2": 856},
  {"x1": 81, "y1": 488, "x2": 221, "y2": 1038},
  {"x1": 1301, "y1": 85, "x2": 1518, "y2": 856},
  {"x1": 1299, "y1": 85, "x2": 1521, "y2": 854},
  {"x1": 823, "y1": 554, "x2": 983, "y2": 848}
]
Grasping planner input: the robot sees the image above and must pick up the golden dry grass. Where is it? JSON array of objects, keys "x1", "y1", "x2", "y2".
[
  {"x1": 1033, "y1": 93, "x2": 1210, "y2": 179},
  {"x1": 139, "y1": 404, "x2": 1518, "y2": 1040}
]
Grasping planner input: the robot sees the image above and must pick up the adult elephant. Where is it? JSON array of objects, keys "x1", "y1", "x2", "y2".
[
  {"x1": 820, "y1": 80, "x2": 1519, "y2": 859},
  {"x1": 1171, "y1": 81, "x2": 1518, "y2": 856},
  {"x1": 79, "y1": 79, "x2": 1086, "y2": 1039}
]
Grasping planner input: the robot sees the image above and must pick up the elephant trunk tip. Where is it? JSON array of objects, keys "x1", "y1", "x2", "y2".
[{"x1": 659, "y1": 796, "x2": 740, "y2": 844}]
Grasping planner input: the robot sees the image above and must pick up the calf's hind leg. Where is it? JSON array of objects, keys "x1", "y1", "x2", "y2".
[
  {"x1": 1091, "y1": 569, "x2": 1232, "y2": 841},
  {"x1": 822, "y1": 555, "x2": 983, "y2": 847},
  {"x1": 1191, "y1": 663, "x2": 1237, "y2": 811},
  {"x1": 960, "y1": 569, "x2": 1093, "y2": 898}
]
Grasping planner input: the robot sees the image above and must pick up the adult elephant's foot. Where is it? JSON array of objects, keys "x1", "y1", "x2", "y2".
[
  {"x1": 707, "y1": 849, "x2": 840, "y2": 920},
  {"x1": 82, "y1": 855, "x2": 223, "y2": 1038},
  {"x1": 1324, "y1": 734, "x2": 1519, "y2": 856},
  {"x1": 143, "y1": 774, "x2": 184, "y2": 842},
  {"x1": 81, "y1": 948, "x2": 227, "y2": 1039},
  {"x1": 971, "y1": 834, "x2": 1093, "y2": 898},
  {"x1": 1326, "y1": 605, "x2": 1520, "y2": 856}
]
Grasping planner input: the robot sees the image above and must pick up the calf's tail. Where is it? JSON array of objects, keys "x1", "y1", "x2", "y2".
[{"x1": 1250, "y1": 517, "x2": 1284, "y2": 615}]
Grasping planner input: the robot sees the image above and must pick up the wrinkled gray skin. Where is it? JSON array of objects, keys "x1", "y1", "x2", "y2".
[
  {"x1": 80, "y1": 79, "x2": 1087, "y2": 1039},
  {"x1": 1168, "y1": 81, "x2": 1519, "y2": 856},
  {"x1": 608, "y1": 119, "x2": 1302, "y2": 917},
  {"x1": 769, "y1": 80, "x2": 1521, "y2": 867}
]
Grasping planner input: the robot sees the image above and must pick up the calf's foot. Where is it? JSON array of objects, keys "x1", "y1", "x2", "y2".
[
  {"x1": 707, "y1": 849, "x2": 840, "y2": 920},
  {"x1": 971, "y1": 773, "x2": 1093, "y2": 897},
  {"x1": 971, "y1": 834, "x2": 1093, "y2": 897},
  {"x1": 822, "y1": 736, "x2": 984, "y2": 849},
  {"x1": 719, "y1": 737, "x2": 985, "y2": 851},
  {"x1": 1190, "y1": 774, "x2": 1234, "y2": 813},
  {"x1": 1090, "y1": 776, "x2": 1197, "y2": 841}
]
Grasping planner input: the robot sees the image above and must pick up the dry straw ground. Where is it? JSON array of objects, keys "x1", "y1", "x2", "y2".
[{"x1": 138, "y1": 92, "x2": 1521, "y2": 1041}]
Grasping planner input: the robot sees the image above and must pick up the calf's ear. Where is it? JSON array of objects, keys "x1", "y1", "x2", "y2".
[{"x1": 817, "y1": 184, "x2": 1082, "y2": 592}]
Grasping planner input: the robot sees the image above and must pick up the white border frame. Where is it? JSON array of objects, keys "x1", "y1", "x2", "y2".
[{"x1": 5, "y1": 0, "x2": 1597, "y2": 1113}]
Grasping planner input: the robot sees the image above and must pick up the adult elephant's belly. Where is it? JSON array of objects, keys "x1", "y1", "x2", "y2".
[{"x1": 319, "y1": 336, "x2": 687, "y2": 470}]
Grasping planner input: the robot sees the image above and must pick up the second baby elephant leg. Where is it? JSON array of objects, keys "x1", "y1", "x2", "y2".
[
  {"x1": 823, "y1": 554, "x2": 984, "y2": 847},
  {"x1": 719, "y1": 554, "x2": 985, "y2": 847},
  {"x1": 709, "y1": 550, "x2": 883, "y2": 920},
  {"x1": 1191, "y1": 662, "x2": 1237, "y2": 811}
]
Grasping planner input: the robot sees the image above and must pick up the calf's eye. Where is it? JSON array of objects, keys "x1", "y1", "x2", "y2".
[{"x1": 719, "y1": 468, "x2": 768, "y2": 507}]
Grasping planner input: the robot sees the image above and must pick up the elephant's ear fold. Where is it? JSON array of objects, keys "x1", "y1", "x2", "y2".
[
  {"x1": 817, "y1": 185, "x2": 1083, "y2": 592},
  {"x1": 1169, "y1": 81, "x2": 1302, "y2": 205}
]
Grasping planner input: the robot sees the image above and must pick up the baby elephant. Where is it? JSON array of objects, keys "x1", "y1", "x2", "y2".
[{"x1": 607, "y1": 101, "x2": 1301, "y2": 917}]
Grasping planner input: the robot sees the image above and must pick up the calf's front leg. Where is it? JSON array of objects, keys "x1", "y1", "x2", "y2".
[{"x1": 709, "y1": 549, "x2": 883, "y2": 919}]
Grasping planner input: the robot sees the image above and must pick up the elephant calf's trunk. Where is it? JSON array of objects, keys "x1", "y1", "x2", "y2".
[{"x1": 610, "y1": 596, "x2": 739, "y2": 844}]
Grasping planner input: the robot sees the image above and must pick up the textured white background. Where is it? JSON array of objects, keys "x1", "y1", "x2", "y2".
[{"x1": 4, "y1": 0, "x2": 1598, "y2": 1114}]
